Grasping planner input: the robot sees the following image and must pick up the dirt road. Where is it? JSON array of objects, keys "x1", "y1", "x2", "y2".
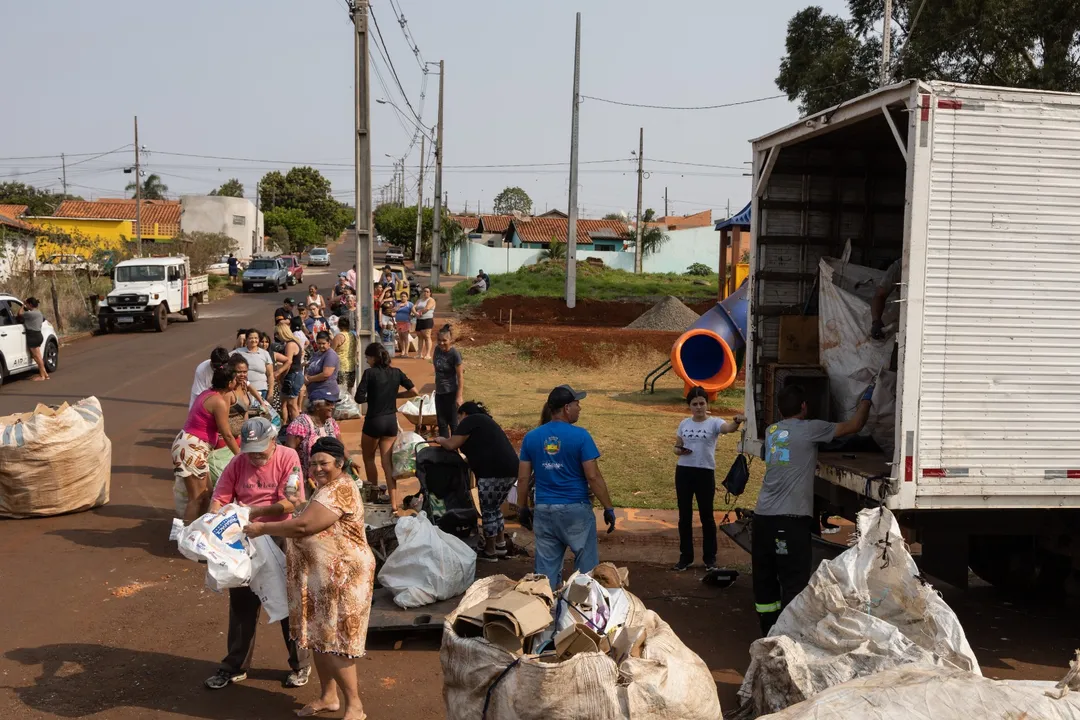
[{"x1": 1, "y1": 247, "x2": 1076, "y2": 719}]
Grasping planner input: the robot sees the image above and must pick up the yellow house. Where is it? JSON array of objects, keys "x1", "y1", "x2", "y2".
[{"x1": 29, "y1": 199, "x2": 180, "y2": 260}]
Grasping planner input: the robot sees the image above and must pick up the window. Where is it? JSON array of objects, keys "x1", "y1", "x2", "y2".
[
  {"x1": 116, "y1": 265, "x2": 166, "y2": 282},
  {"x1": 233, "y1": 215, "x2": 246, "y2": 226},
  {"x1": 0, "y1": 300, "x2": 14, "y2": 327},
  {"x1": 168, "y1": 266, "x2": 180, "y2": 281}
]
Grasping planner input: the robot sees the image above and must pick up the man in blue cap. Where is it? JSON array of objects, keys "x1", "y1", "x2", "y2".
[{"x1": 517, "y1": 384, "x2": 616, "y2": 589}]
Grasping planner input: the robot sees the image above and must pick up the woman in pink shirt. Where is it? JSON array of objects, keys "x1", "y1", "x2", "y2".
[{"x1": 172, "y1": 366, "x2": 241, "y2": 522}]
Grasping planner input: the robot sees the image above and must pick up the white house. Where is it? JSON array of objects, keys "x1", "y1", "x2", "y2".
[{"x1": 180, "y1": 196, "x2": 264, "y2": 259}]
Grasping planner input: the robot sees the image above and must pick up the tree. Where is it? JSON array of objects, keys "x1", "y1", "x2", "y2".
[
  {"x1": 637, "y1": 208, "x2": 669, "y2": 258},
  {"x1": 176, "y1": 231, "x2": 235, "y2": 274},
  {"x1": 264, "y1": 207, "x2": 319, "y2": 253},
  {"x1": 267, "y1": 225, "x2": 290, "y2": 252},
  {"x1": 0, "y1": 182, "x2": 81, "y2": 216},
  {"x1": 373, "y1": 204, "x2": 465, "y2": 262},
  {"x1": 209, "y1": 178, "x2": 244, "y2": 197},
  {"x1": 126, "y1": 174, "x2": 169, "y2": 200},
  {"x1": 492, "y1": 186, "x2": 533, "y2": 215},
  {"x1": 539, "y1": 237, "x2": 567, "y2": 261},
  {"x1": 603, "y1": 211, "x2": 627, "y2": 221},
  {"x1": 778, "y1": 1, "x2": 1080, "y2": 116},
  {"x1": 258, "y1": 167, "x2": 349, "y2": 240}
]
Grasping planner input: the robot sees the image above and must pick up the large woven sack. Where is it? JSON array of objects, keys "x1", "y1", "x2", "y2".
[
  {"x1": 0, "y1": 397, "x2": 111, "y2": 518},
  {"x1": 441, "y1": 575, "x2": 722, "y2": 720}
]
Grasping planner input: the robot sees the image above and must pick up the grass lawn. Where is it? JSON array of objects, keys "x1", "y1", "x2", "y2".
[
  {"x1": 461, "y1": 340, "x2": 763, "y2": 511},
  {"x1": 452, "y1": 263, "x2": 719, "y2": 310}
]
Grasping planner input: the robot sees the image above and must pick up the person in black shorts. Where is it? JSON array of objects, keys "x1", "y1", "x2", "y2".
[
  {"x1": 19, "y1": 297, "x2": 48, "y2": 382},
  {"x1": 354, "y1": 341, "x2": 417, "y2": 508}
]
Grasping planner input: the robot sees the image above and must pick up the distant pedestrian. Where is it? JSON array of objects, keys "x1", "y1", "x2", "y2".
[
  {"x1": 18, "y1": 297, "x2": 49, "y2": 381},
  {"x1": 432, "y1": 323, "x2": 463, "y2": 437},
  {"x1": 306, "y1": 285, "x2": 326, "y2": 312},
  {"x1": 277, "y1": 297, "x2": 296, "y2": 320},
  {"x1": 412, "y1": 287, "x2": 437, "y2": 360},
  {"x1": 304, "y1": 331, "x2": 339, "y2": 405},
  {"x1": 671, "y1": 387, "x2": 743, "y2": 572},
  {"x1": 333, "y1": 316, "x2": 358, "y2": 392},
  {"x1": 393, "y1": 292, "x2": 414, "y2": 357},
  {"x1": 517, "y1": 385, "x2": 617, "y2": 590},
  {"x1": 228, "y1": 253, "x2": 239, "y2": 280}
]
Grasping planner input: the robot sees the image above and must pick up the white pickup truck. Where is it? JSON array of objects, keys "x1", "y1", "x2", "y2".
[{"x1": 98, "y1": 256, "x2": 209, "y2": 333}]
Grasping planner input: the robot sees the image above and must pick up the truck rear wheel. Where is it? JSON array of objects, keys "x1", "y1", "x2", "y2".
[
  {"x1": 968, "y1": 535, "x2": 1070, "y2": 596},
  {"x1": 153, "y1": 304, "x2": 168, "y2": 332},
  {"x1": 185, "y1": 296, "x2": 199, "y2": 322}
]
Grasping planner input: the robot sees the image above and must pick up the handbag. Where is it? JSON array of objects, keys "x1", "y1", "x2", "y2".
[{"x1": 722, "y1": 454, "x2": 751, "y2": 499}]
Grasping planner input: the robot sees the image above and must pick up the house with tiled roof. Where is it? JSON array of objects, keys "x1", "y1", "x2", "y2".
[
  {"x1": 505, "y1": 216, "x2": 631, "y2": 252},
  {"x1": 648, "y1": 209, "x2": 712, "y2": 231},
  {"x1": 27, "y1": 198, "x2": 181, "y2": 260},
  {"x1": 450, "y1": 214, "x2": 480, "y2": 234},
  {"x1": 0, "y1": 204, "x2": 28, "y2": 222},
  {"x1": 0, "y1": 208, "x2": 39, "y2": 280}
]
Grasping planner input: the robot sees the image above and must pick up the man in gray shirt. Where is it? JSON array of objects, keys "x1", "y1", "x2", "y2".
[{"x1": 753, "y1": 383, "x2": 872, "y2": 635}]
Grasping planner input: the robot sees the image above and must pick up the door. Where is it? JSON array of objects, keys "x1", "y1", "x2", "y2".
[
  {"x1": 167, "y1": 264, "x2": 184, "y2": 310},
  {"x1": 0, "y1": 300, "x2": 30, "y2": 375}
]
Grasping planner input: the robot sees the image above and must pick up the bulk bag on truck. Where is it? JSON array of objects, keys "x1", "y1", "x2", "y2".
[
  {"x1": 441, "y1": 575, "x2": 722, "y2": 720},
  {"x1": 0, "y1": 397, "x2": 111, "y2": 518}
]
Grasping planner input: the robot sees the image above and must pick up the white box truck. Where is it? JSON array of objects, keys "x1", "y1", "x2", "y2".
[{"x1": 742, "y1": 80, "x2": 1080, "y2": 592}]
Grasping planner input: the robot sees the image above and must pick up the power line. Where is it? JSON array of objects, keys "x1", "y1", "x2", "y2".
[
  {"x1": 0, "y1": 144, "x2": 133, "y2": 179},
  {"x1": 0, "y1": 147, "x2": 131, "y2": 162},
  {"x1": 385, "y1": 0, "x2": 425, "y2": 70},
  {"x1": 369, "y1": 6, "x2": 422, "y2": 126},
  {"x1": 580, "y1": 79, "x2": 865, "y2": 111}
]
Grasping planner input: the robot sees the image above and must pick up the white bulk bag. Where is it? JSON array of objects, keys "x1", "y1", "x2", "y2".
[{"x1": 377, "y1": 512, "x2": 476, "y2": 608}]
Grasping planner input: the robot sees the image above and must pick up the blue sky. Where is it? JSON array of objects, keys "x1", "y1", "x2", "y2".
[{"x1": 1, "y1": 0, "x2": 847, "y2": 221}]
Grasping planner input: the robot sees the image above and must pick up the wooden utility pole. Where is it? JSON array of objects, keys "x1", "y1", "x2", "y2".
[
  {"x1": 414, "y1": 135, "x2": 425, "y2": 264},
  {"x1": 881, "y1": 0, "x2": 893, "y2": 85},
  {"x1": 133, "y1": 116, "x2": 143, "y2": 257},
  {"x1": 430, "y1": 60, "x2": 445, "y2": 287},
  {"x1": 350, "y1": 0, "x2": 375, "y2": 343},
  {"x1": 634, "y1": 127, "x2": 644, "y2": 274},
  {"x1": 565, "y1": 12, "x2": 582, "y2": 308}
]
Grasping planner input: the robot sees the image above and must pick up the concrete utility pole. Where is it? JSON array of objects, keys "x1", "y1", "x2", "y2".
[
  {"x1": 60, "y1": 153, "x2": 67, "y2": 196},
  {"x1": 430, "y1": 60, "x2": 445, "y2": 288},
  {"x1": 350, "y1": 0, "x2": 375, "y2": 344},
  {"x1": 664, "y1": 186, "x2": 668, "y2": 219},
  {"x1": 134, "y1": 116, "x2": 142, "y2": 257},
  {"x1": 414, "y1": 135, "x2": 424, "y2": 264},
  {"x1": 634, "y1": 127, "x2": 644, "y2": 274},
  {"x1": 565, "y1": 12, "x2": 582, "y2": 308},
  {"x1": 881, "y1": 0, "x2": 893, "y2": 86}
]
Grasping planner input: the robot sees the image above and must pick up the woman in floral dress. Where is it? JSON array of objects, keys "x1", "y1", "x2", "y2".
[{"x1": 245, "y1": 437, "x2": 374, "y2": 720}]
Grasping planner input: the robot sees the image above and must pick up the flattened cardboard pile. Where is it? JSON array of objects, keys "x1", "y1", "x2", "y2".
[{"x1": 450, "y1": 563, "x2": 644, "y2": 663}]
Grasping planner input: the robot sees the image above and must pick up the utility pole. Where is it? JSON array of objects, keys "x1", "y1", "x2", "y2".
[
  {"x1": 350, "y1": 0, "x2": 375, "y2": 344},
  {"x1": 430, "y1": 60, "x2": 445, "y2": 288},
  {"x1": 60, "y1": 154, "x2": 67, "y2": 196},
  {"x1": 881, "y1": 0, "x2": 893, "y2": 86},
  {"x1": 134, "y1": 116, "x2": 142, "y2": 257},
  {"x1": 664, "y1": 186, "x2": 668, "y2": 218},
  {"x1": 414, "y1": 135, "x2": 424, "y2": 264},
  {"x1": 565, "y1": 12, "x2": 582, "y2": 308},
  {"x1": 400, "y1": 160, "x2": 406, "y2": 208},
  {"x1": 634, "y1": 127, "x2": 644, "y2": 274}
]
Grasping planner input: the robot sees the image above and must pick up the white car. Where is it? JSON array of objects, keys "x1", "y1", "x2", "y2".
[
  {"x1": 307, "y1": 247, "x2": 331, "y2": 266},
  {"x1": 384, "y1": 246, "x2": 405, "y2": 263},
  {"x1": 0, "y1": 295, "x2": 59, "y2": 382}
]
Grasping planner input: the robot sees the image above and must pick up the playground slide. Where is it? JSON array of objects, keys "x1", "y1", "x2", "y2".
[{"x1": 670, "y1": 280, "x2": 749, "y2": 398}]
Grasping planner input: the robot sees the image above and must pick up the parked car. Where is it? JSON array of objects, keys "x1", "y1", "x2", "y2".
[
  {"x1": 307, "y1": 247, "x2": 331, "y2": 266},
  {"x1": 242, "y1": 257, "x2": 289, "y2": 292},
  {"x1": 0, "y1": 294, "x2": 59, "y2": 381},
  {"x1": 384, "y1": 245, "x2": 405, "y2": 263},
  {"x1": 38, "y1": 253, "x2": 102, "y2": 277},
  {"x1": 281, "y1": 255, "x2": 304, "y2": 285},
  {"x1": 97, "y1": 257, "x2": 209, "y2": 333}
]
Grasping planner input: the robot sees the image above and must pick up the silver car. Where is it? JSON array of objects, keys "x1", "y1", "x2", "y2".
[{"x1": 307, "y1": 247, "x2": 331, "y2": 266}]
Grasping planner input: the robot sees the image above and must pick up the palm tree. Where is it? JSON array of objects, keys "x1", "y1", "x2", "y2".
[
  {"x1": 637, "y1": 208, "x2": 669, "y2": 258},
  {"x1": 125, "y1": 174, "x2": 169, "y2": 200},
  {"x1": 539, "y1": 237, "x2": 566, "y2": 261}
]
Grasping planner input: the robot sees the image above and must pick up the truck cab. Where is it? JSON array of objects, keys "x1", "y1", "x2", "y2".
[{"x1": 98, "y1": 257, "x2": 209, "y2": 333}]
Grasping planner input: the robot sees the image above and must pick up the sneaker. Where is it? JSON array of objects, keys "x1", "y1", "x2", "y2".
[
  {"x1": 477, "y1": 548, "x2": 500, "y2": 563},
  {"x1": 205, "y1": 669, "x2": 246, "y2": 690},
  {"x1": 704, "y1": 563, "x2": 719, "y2": 572},
  {"x1": 284, "y1": 666, "x2": 311, "y2": 688},
  {"x1": 494, "y1": 543, "x2": 508, "y2": 557},
  {"x1": 672, "y1": 560, "x2": 692, "y2": 572}
]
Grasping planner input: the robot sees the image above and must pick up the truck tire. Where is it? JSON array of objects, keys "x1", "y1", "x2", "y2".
[
  {"x1": 43, "y1": 338, "x2": 58, "y2": 373},
  {"x1": 152, "y1": 304, "x2": 168, "y2": 332},
  {"x1": 185, "y1": 296, "x2": 199, "y2": 322},
  {"x1": 968, "y1": 535, "x2": 1069, "y2": 596}
]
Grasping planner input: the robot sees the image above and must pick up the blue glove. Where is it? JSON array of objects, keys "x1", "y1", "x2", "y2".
[
  {"x1": 517, "y1": 506, "x2": 533, "y2": 531},
  {"x1": 603, "y1": 507, "x2": 617, "y2": 534},
  {"x1": 860, "y1": 384, "x2": 876, "y2": 403}
]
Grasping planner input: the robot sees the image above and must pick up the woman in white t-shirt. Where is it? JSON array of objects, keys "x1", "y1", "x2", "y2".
[{"x1": 672, "y1": 386, "x2": 744, "y2": 572}]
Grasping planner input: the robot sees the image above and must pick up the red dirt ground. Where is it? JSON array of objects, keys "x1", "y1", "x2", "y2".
[{"x1": 474, "y1": 295, "x2": 716, "y2": 328}]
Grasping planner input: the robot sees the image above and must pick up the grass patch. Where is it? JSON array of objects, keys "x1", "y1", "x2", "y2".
[
  {"x1": 208, "y1": 274, "x2": 242, "y2": 301},
  {"x1": 462, "y1": 342, "x2": 762, "y2": 510},
  {"x1": 452, "y1": 262, "x2": 719, "y2": 310}
]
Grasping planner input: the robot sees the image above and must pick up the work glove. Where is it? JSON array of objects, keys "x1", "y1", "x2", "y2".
[
  {"x1": 860, "y1": 383, "x2": 876, "y2": 404},
  {"x1": 603, "y1": 507, "x2": 617, "y2": 534},
  {"x1": 517, "y1": 506, "x2": 533, "y2": 531},
  {"x1": 870, "y1": 320, "x2": 886, "y2": 340}
]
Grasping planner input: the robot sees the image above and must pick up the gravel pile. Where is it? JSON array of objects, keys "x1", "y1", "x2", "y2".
[{"x1": 625, "y1": 296, "x2": 701, "y2": 331}]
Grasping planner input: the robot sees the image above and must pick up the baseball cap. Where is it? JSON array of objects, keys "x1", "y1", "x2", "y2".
[
  {"x1": 308, "y1": 387, "x2": 338, "y2": 404},
  {"x1": 283, "y1": 297, "x2": 296, "y2": 306},
  {"x1": 547, "y1": 384, "x2": 586, "y2": 410},
  {"x1": 239, "y1": 417, "x2": 276, "y2": 453}
]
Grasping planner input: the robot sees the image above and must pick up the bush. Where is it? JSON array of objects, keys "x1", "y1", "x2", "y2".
[
  {"x1": 176, "y1": 231, "x2": 235, "y2": 275},
  {"x1": 685, "y1": 262, "x2": 712, "y2": 276}
]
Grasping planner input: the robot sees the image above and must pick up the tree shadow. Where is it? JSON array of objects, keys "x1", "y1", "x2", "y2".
[
  {"x1": 135, "y1": 428, "x2": 178, "y2": 450},
  {"x1": 5, "y1": 643, "x2": 300, "y2": 719},
  {"x1": 112, "y1": 464, "x2": 174, "y2": 482},
  {"x1": 47, "y1": 504, "x2": 176, "y2": 558}
]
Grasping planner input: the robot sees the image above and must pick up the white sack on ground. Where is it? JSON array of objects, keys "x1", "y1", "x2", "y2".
[
  {"x1": 441, "y1": 575, "x2": 722, "y2": 720},
  {"x1": 171, "y1": 504, "x2": 252, "y2": 591},
  {"x1": 760, "y1": 665, "x2": 1080, "y2": 720},
  {"x1": 377, "y1": 512, "x2": 476, "y2": 608},
  {"x1": 737, "y1": 507, "x2": 979, "y2": 717},
  {"x1": 0, "y1": 397, "x2": 111, "y2": 518},
  {"x1": 818, "y1": 258, "x2": 897, "y2": 455}
]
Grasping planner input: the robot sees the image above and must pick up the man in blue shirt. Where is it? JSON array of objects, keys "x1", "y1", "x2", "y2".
[
  {"x1": 517, "y1": 385, "x2": 616, "y2": 588},
  {"x1": 227, "y1": 253, "x2": 239, "y2": 280}
]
